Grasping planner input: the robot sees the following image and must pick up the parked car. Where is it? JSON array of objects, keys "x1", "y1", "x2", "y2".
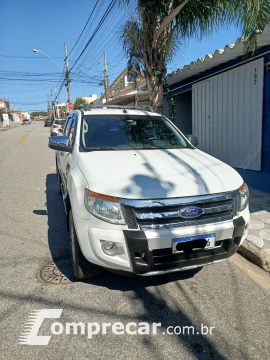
[
  {"x1": 44, "y1": 119, "x2": 53, "y2": 127},
  {"x1": 48, "y1": 105, "x2": 250, "y2": 280},
  {"x1": 22, "y1": 119, "x2": 31, "y2": 125},
  {"x1": 50, "y1": 119, "x2": 66, "y2": 136}
]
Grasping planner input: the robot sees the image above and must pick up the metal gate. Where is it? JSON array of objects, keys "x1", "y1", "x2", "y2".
[
  {"x1": 192, "y1": 58, "x2": 264, "y2": 171},
  {"x1": 192, "y1": 81, "x2": 210, "y2": 153}
]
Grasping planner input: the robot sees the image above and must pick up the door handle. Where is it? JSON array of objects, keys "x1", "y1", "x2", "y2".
[{"x1": 66, "y1": 162, "x2": 71, "y2": 176}]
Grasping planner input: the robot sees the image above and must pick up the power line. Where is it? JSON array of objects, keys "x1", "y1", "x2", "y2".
[
  {"x1": 71, "y1": 5, "x2": 120, "y2": 71},
  {"x1": 69, "y1": 0, "x2": 104, "y2": 61},
  {"x1": 0, "y1": 78, "x2": 63, "y2": 82},
  {"x1": 68, "y1": 0, "x2": 100, "y2": 57},
  {"x1": 51, "y1": 1, "x2": 117, "y2": 104},
  {"x1": 0, "y1": 54, "x2": 62, "y2": 59},
  {"x1": 0, "y1": 87, "x2": 52, "y2": 94},
  {"x1": 70, "y1": 0, "x2": 117, "y2": 72}
]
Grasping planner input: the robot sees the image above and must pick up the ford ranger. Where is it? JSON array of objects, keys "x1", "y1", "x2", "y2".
[{"x1": 48, "y1": 105, "x2": 249, "y2": 279}]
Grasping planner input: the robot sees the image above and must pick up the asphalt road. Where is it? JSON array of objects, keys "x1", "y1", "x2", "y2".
[{"x1": 0, "y1": 123, "x2": 269, "y2": 360}]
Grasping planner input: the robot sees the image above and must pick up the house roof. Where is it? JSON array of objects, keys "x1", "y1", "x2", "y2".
[
  {"x1": 108, "y1": 91, "x2": 149, "y2": 105},
  {"x1": 167, "y1": 24, "x2": 270, "y2": 86}
]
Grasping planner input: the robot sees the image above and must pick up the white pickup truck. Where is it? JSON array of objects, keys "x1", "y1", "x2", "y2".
[{"x1": 48, "y1": 105, "x2": 249, "y2": 279}]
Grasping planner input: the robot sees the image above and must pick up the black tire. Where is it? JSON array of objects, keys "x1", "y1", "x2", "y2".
[{"x1": 69, "y1": 210, "x2": 101, "y2": 280}]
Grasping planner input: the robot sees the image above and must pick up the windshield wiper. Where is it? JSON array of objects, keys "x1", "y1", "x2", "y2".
[
  {"x1": 99, "y1": 146, "x2": 117, "y2": 150},
  {"x1": 86, "y1": 146, "x2": 117, "y2": 151},
  {"x1": 142, "y1": 144, "x2": 156, "y2": 149}
]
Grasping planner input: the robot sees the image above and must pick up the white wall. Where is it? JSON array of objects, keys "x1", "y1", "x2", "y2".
[{"x1": 192, "y1": 58, "x2": 264, "y2": 171}]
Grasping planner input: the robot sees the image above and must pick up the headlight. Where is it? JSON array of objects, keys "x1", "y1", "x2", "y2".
[
  {"x1": 238, "y1": 183, "x2": 249, "y2": 211},
  {"x1": 84, "y1": 189, "x2": 125, "y2": 224}
]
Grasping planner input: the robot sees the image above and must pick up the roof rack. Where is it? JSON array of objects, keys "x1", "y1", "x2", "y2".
[{"x1": 78, "y1": 104, "x2": 154, "y2": 113}]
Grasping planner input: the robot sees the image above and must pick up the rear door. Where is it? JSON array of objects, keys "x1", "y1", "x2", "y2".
[
  {"x1": 58, "y1": 115, "x2": 73, "y2": 193},
  {"x1": 59, "y1": 114, "x2": 78, "y2": 194}
]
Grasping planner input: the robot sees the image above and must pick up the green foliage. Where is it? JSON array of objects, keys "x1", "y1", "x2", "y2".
[
  {"x1": 120, "y1": 0, "x2": 270, "y2": 113},
  {"x1": 30, "y1": 111, "x2": 47, "y2": 118},
  {"x1": 74, "y1": 97, "x2": 88, "y2": 110}
]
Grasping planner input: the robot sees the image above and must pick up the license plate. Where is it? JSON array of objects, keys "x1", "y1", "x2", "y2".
[{"x1": 172, "y1": 233, "x2": 216, "y2": 254}]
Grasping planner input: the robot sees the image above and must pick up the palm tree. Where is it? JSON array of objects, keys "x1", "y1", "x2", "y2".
[{"x1": 120, "y1": 0, "x2": 270, "y2": 113}]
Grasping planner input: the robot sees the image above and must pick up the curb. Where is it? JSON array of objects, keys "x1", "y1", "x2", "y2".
[{"x1": 238, "y1": 240, "x2": 270, "y2": 273}]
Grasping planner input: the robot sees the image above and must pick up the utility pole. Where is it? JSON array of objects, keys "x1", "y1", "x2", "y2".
[
  {"x1": 103, "y1": 51, "x2": 109, "y2": 103},
  {"x1": 51, "y1": 89, "x2": 55, "y2": 120},
  {"x1": 64, "y1": 42, "x2": 72, "y2": 104},
  {"x1": 47, "y1": 94, "x2": 50, "y2": 118},
  {"x1": 54, "y1": 86, "x2": 59, "y2": 118}
]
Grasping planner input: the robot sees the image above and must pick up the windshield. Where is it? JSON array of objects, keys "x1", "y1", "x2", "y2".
[
  {"x1": 81, "y1": 114, "x2": 191, "y2": 150},
  {"x1": 54, "y1": 120, "x2": 65, "y2": 125}
]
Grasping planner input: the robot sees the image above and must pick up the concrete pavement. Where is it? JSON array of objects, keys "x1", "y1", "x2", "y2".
[
  {"x1": 0, "y1": 123, "x2": 269, "y2": 360},
  {"x1": 238, "y1": 189, "x2": 270, "y2": 272}
]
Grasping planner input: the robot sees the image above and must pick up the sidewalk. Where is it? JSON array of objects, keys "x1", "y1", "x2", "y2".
[
  {"x1": 238, "y1": 188, "x2": 270, "y2": 272},
  {"x1": 0, "y1": 125, "x2": 20, "y2": 132}
]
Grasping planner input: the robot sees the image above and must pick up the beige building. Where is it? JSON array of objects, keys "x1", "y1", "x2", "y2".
[
  {"x1": 94, "y1": 69, "x2": 150, "y2": 106},
  {"x1": 82, "y1": 94, "x2": 98, "y2": 104},
  {"x1": 21, "y1": 112, "x2": 30, "y2": 120}
]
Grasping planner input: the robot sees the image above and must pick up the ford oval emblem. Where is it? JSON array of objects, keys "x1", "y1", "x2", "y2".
[{"x1": 178, "y1": 206, "x2": 204, "y2": 219}]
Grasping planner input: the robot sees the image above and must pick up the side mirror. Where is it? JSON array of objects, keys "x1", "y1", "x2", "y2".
[
  {"x1": 186, "y1": 135, "x2": 198, "y2": 147},
  {"x1": 48, "y1": 136, "x2": 72, "y2": 152},
  {"x1": 186, "y1": 134, "x2": 198, "y2": 147}
]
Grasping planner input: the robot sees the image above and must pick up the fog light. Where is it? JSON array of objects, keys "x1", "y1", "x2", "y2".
[
  {"x1": 102, "y1": 241, "x2": 114, "y2": 251},
  {"x1": 100, "y1": 241, "x2": 124, "y2": 256},
  {"x1": 134, "y1": 251, "x2": 145, "y2": 259}
]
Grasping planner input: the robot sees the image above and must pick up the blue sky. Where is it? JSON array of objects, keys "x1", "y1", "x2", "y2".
[{"x1": 0, "y1": 0, "x2": 243, "y2": 113}]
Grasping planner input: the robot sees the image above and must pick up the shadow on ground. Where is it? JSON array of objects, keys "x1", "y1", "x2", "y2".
[
  {"x1": 43, "y1": 173, "x2": 203, "y2": 287},
  {"x1": 29, "y1": 172, "x2": 254, "y2": 359}
]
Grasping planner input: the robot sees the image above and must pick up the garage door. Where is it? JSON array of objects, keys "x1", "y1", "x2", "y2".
[{"x1": 192, "y1": 58, "x2": 264, "y2": 171}]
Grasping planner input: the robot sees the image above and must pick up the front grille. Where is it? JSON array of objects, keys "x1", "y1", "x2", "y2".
[
  {"x1": 122, "y1": 205, "x2": 138, "y2": 229},
  {"x1": 121, "y1": 191, "x2": 238, "y2": 230}
]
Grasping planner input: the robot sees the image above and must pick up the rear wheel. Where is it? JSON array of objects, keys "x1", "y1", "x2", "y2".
[{"x1": 69, "y1": 210, "x2": 101, "y2": 280}]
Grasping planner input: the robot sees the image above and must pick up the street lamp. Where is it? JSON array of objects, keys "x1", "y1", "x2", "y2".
[
  {"x1": 33, "y1": 49, "x2": 64, "y2": 119},
  {"x1": 32, "y1": 48, "x2": 63, "y2": 69}
]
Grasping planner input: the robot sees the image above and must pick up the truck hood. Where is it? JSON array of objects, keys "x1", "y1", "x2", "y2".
[{"x1": 76, "y1": 148, "x2": 243, "y2": 199}]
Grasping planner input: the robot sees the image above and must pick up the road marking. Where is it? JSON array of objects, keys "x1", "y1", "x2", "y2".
[{"x1": 16, "y1": 134, "x2": 29, "y2": 146}]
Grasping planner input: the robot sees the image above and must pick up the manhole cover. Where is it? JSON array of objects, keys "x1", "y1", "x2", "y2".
[{"x1": 38, "y1": 261, "x2": 72, "y2": 285}]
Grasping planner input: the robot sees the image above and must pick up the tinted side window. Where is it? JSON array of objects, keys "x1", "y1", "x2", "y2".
[
  {"x1": 68, "y1": 116, "x2": 77, "y2": 146},
  {"x1": 64, "y1": 117, "x2": 73, "y2": 136}
]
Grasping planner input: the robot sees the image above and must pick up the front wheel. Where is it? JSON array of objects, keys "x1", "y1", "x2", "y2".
[{"x1": 69, "y1": 210, "x2": 101, "y2": 280}]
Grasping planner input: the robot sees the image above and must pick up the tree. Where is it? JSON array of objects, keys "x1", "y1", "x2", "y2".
[
  {"x1": 120, "y1": 0, "x2": 270, "y2": 114},
  {"x1": 74, "y1": 97, "x2": 88, "y2": 110},
  {"x1": 30, "y1": 111, "x2": 47, "y2": 118}
]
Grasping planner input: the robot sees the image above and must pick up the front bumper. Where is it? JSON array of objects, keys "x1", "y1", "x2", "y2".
[
  {"x1": 74, "y1": 208, "x2": 249, "y2": 276},
  {"x1": 123, "y1": 217, "x2": 245, "y2": 275}
]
